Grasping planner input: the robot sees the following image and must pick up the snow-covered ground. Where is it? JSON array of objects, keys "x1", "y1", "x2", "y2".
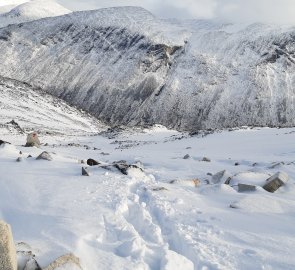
[{"x1": 1, "y1": 124, "x2": 295, "y2": 269}]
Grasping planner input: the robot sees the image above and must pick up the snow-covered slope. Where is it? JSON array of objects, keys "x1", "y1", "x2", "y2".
[
  {"x1": 0, "y1": 0, "x2": 70, "y2": 28},
  {"x1": 0, "y1": 76, "x2": 106, "y2": 135},
  {"x1": 0, "y1": 7, "x2": 294, "y2": 131},
  {"x1": 1, "y1": 126, "x2": 295, "y2": 269}
]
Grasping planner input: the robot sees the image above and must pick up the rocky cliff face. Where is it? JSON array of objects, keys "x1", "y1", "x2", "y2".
[{"x1": 0, "y1": 7, "x2": 295, "y2": 131}]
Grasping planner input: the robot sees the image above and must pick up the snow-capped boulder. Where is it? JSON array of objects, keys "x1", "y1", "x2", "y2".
[
  {"x1": 0, "y1": 220, "x2": 17, "y2": 270},
  {"x1": 25, "y1": 132, "x2": 40, "y2": 147},
  {"x1": 263, "y1": 172, "x2": 289, "y2": 193}
]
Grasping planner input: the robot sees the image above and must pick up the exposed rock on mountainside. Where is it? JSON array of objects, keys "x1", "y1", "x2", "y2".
[{"x1": 0, "y1": 6, "x2": 295, "y2": 131}]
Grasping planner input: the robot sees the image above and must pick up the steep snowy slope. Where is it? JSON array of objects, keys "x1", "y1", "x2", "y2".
[
  {"x1": 0, "y1": 0, "x2": 70, "y2": 28},
  {"x1": 0, "y1": 76, "x2": 106, "y2": 135},
  {"x1": 0, "y1": 7, "x2": 294, "y2": 131}
]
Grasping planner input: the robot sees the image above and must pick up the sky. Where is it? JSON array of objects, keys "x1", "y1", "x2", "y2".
[
  {"x1": 55, "y1": 0, "x2": 295, "y2": 24},
  {"x1": 0, "y1": 0, "x2": 294, "y2": 24}
]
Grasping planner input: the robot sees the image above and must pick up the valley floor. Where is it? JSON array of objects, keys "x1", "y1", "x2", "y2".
[{"x1": 0, "y1": 126, "x2": 295, "y2": 270}]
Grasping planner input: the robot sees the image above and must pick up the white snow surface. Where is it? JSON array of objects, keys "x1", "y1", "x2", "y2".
[
  {"x1": 0, "y1": 0, "x2": 70, "y2": 28},
  {"x1": 1, "y1": 123, "x2": 295, "y2": 269}
]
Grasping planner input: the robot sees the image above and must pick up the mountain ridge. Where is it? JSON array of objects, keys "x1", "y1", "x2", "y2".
[{"x1": 0, "y1": 7, "x2": 295, "y2": 131}]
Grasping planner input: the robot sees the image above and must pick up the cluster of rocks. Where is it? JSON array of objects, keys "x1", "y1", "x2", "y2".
[
  {"x1": 82, "y1": 158, "x2": 144, "y2": 177},
  {"x1": 210, "y1": 170, "x2": 289, "y2": 193},
  {"x1": 0, "y1": 220, "x2": 82, "y2": 270}
]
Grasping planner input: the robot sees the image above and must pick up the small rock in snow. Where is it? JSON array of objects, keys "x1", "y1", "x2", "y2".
[
  {"x1": 269, "y1": 162, "x2": 285, "y2": 169},
  {"x1": 183, "y1": 154, "x2": 190, "y2": 159},
  {"x1": 82, "y1": 167, "x2": 89, "y2": 176},
  {"x1": 211, "y1": 170, "x2": 231, "y2": 184},
  {"x1": 36, "y1": 151, "x2": 52, "y2": 161},
  {"x1": 234, "y1": 162, "x2": 240, "y2": 166},
  {"x1": 192, "y1": 179, "x2": 201, "y2": 187},
  {"x1": 202, "y1": 157, "x2": 211, "y2": 162},
  {"x1": 152, "y1": 187, "x2": 168, "y2": 191},
  {"x1": 16, "y1": 157, "x2": 22, "y2": 162}
]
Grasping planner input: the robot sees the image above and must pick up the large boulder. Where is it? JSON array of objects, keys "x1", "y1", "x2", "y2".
[
  {"x1": 263, "y1": 172, "x2": 289, "y2": 193},
  {"x1": 25, "y1": 132, "x2": 40, "y2": 147},
  {"x1": 0, "y1": 220, "x2": 17, "y2": 270},
  {"x1": 43, "y1": 253, "x2": 82, "y2": 270}
]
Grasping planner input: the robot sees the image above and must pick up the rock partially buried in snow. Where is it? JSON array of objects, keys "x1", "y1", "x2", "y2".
[
  {"x1": 25, "y1": 132, "x2": 40, "y2": 147},
  {"x1": 36, "y1": 151, "x2": 52, "y2": 161},
  {"x1": 211, "y1": 170, "x2": 231, "y2": 184},
  {"x1": 263, "y1": 172, "x2": 289, "y2": 193},
  {"x1": 238, "y1": 183, "x2": 256, "y2": 192},
  {"x1": 43, "y1": 253, "x2": 82, "y2": 270},
  {"x1": 202, "y1": 157, "x2": 211, "y2": 162},
  {"x1": 82, "y1": 167, "x2": 89, "y2": 176},
  {"x1": 183, "y1": 154, "x2": 190, "y2": 159},
  {"x1": 0, "y1": 220, "x2": 17, "y2": 270}
]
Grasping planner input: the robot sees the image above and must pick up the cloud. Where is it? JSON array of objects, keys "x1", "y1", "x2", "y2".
[{"x1": 57, "y1": 0, "x2": 295, "y2": 24}]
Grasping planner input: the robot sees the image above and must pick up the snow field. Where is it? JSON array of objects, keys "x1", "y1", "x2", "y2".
[{"x1": 0, "y1": 126, "x2": 295, "y2": 269}]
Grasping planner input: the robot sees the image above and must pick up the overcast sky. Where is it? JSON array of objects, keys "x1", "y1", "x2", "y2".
[{"x1": 57, "y1": 0, "x2": 295, "y2": 24}]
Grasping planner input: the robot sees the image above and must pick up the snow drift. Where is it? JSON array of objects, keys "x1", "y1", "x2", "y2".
[{"x1": 0, "y1": 6, "x2": 295, "y2": 131}]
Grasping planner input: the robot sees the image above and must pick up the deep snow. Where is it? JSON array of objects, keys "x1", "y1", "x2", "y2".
[{"x1": 0, "y1": 124, "x2": 295, "y2": 269}]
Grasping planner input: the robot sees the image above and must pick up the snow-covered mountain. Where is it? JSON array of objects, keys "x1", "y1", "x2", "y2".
[
  {"x1": 0, "y1": 0, "x2": 70, "y2": 27},
  {"x1": 0, "y1": 76, "x2": 105, "y2": 135},
  {"x1": 0, "y1": 6, "x2": 295, "y2": 131}
]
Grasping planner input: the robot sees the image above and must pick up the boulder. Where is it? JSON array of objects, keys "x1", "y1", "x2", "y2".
[
  {"x1": 0, "y1": 139, "x2": 11, "y2": 146},
  {"x1": 0, "y1": 220, "x2": 17, "y2": 270},
  {"x1": 36, "y1": 151, "x2": 52, "y2": 161},
  {"x1": 211, "y1": 170, "x2": 231, "y2": 184},
  {"x1": 263, "y1": 172, "x2": 289, "y2": 193},
  {"x1": 43, "y1": 253, "x2": 82, "y2": 270},
  {"x1": 86, "y1": 158, "x2": 100, "y2": 166},
  {"x1": 25, "y1": 132, "x2": 40, "y2": 148}
]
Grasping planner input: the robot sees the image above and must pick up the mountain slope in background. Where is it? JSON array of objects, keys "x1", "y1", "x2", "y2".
[
  {"x1": 0, "y1": 0, "x2": 70, "y2": 27},
  {"x1": 0, "y1": 6, "x2": 294, "y2": 131},
  {"x1": 0, "y1": 76, "x2": 105, "y2": 135}
]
